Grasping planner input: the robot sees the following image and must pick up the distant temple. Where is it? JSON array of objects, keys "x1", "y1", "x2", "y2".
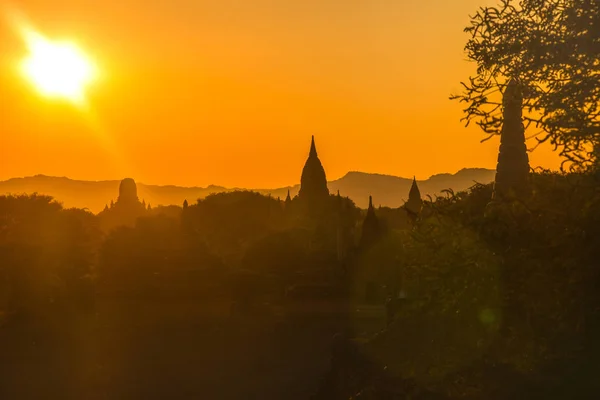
[
  {"x1": 298, "y1": 136, "x2": 329, "y2": 213},
  {"x1": 117, "y1": 178, "x2": 140, "y2": 205},
  {"x1": 284, "y1": 189, "x2": 292, "y2": 208},
  {"x1": 405, "y1": 177, "x2": 423, "y2": 215},
  {"x1": 360, "y1": 196, "x2": 381, "y2": 248},
  {"x1": 98, "y1": 178, "x2": 147, "y2": 232}
]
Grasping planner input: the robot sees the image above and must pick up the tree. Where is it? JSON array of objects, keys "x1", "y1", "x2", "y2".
[
  {"x1": 242, "y1": 230, "x2": 308, "y2": 280},
  {"x1": 0, "y1": 195, "x2": 99, "y2": 318},
  {"x1": 184, "y1": 191, "x2": 285, "y2": 264},
  {"x1": 451, "y1": 0, "x2": 600, "y2": 170}
]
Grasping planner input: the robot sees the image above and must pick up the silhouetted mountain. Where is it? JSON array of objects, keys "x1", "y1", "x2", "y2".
[{"x1": 0, "y1": 168, "x2": 494, "y2": 213}]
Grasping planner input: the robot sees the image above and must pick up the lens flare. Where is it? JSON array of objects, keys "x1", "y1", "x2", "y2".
[{"x1": 20, "y1": 29, "x2": 97, "y2": 105}]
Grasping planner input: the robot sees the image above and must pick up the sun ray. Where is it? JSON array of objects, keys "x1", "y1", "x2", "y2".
[{"x1": 2, "y1": 8, "x2": 134, "y2": 177}]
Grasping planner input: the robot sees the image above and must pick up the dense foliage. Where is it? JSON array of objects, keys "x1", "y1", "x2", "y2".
[
  {"x1": 0, "y1": 194, "x2": 100, "y2": 318},
  {"x1": 1, "y1": 169, "x2": 599, "y2": 399},
  {"x1": 451, "y1": 0, "x2": 599, "y2": 169},
  {"x1": 318, "y1": 171, "x2": 600, "y2": 399}
]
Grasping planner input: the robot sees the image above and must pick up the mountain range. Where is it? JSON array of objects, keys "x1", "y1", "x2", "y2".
[{"x1": 0, "y1": 168, "x2": 495, "y2": 213}]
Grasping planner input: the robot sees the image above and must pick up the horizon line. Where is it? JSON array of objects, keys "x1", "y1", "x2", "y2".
[{"x1": 0, "y1": 166, "x2": 498, "y2": 189}]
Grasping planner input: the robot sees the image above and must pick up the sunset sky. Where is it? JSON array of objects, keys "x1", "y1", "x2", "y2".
[{"x1": 0, "y1": 0, "x2": 561, "y2": 188}]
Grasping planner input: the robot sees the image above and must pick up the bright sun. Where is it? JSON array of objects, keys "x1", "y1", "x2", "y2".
[{"x1": 20, "y1": 30, "x2": 97, "y2": 104}]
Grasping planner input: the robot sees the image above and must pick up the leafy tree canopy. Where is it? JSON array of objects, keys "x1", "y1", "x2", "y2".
[{"x1": 452, "y1": 0, "x2": 599, "y2": 170}]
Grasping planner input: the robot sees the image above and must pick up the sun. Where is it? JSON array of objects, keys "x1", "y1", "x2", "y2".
[{"x1": 20, "y1": 30, "x2": 97, "y2": 105}]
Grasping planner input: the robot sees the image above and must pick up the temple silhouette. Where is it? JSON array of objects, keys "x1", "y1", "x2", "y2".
[
  {"x1": 98, "y1": 178, "x2": 148, "y2": 232},
  {"x1": 298, "y1": 135, "x2": 330, "y2": 212},
  {"x1": 98, "y1": 136, "x2": 423, "y2": 253}
]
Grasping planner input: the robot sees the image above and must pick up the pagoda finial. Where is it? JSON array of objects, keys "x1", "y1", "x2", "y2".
[
  {"x1": 285, "y1": 189, "x2": 292, "y2": 204},
  {"x1": 309, "y1": 135, "x2": 317, "y2": 157},
  {"x1": 360, "y1": 195, "x2": 381, "y2": 248}
]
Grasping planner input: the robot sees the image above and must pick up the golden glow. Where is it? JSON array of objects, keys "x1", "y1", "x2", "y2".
[
  {"x1": 0, "y1": 1, "x2": 562, "y2": 187},
  {"x1": 20, "y1": 30, "x2": 97, "y2": 104}
]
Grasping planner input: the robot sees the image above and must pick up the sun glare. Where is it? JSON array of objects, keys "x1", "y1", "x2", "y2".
[{"x1": 20, "y1": 30, "x2": 97, "y2": 105}]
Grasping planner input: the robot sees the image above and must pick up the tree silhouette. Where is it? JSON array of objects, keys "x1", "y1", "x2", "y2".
[
  {"x1": 0, "y1": 194, "x2": 98, "y2": 318},
  {"x1": 451, "y1": 0, "x2": 600, "y2": 170},
  {"x1": 183, "y1": 191, "x2": 285, "y2": 264}
]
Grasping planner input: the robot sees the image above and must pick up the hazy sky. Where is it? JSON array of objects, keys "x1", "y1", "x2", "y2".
[{"x1": 0, "y1": 0, "x2": 561, "y2": 188}]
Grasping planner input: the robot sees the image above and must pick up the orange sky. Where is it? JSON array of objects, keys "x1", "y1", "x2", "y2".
[{"x1": 0, "y1": 0, "x2": 562, "y2": 188}]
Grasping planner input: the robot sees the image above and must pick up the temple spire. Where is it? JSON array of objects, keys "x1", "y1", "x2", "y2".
[
  {"x1": 360, "y1": 195, "x2": 381, "y2": 249},
  {"x1": 406, "y1": 176, "x2": 423, "y2": 215},
  {"x1": 309, "y1": 135, "x2": 317, "y2": 157},
  {"x1": 298, "y1": 135, "x2": 329, "y2": 213},
  {"x1": 284, "y1": 189, "x2": 292, "y2": 209},
  {"x1": 493, "y1": 78, "x2": 530, "y2": 199}
]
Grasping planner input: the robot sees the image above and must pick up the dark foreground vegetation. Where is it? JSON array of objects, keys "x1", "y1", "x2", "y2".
[
  {"x1": 314, "y1": 172, "x2": 600, "y2": 399},
  {"x1": 1, "y1": 168, "x2": 599, "y2": 399},
  {"x1": 0, "y1": 185, "x2": 385, "y2": 399}
]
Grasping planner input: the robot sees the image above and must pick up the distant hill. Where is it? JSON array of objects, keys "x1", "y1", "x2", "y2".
[
  {"x1": 327, "y1": 168, "x2": 495, "y2": 208},
  {"x1": 0, "y1": 168, "x2": 495, "y2": 213}
]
